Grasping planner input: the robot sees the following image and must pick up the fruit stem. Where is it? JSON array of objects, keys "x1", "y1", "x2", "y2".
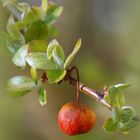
[
  {"x1": 67, "y1": 66, "x2": 80, "y2": 105},
  {"x1": 76, "y1": 82, "x2": 80, "y2": 105}
]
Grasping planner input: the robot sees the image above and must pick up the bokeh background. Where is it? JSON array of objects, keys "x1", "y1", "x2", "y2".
[{"x1": 0, "y1": 0, "x2": 140, "y2": 140}]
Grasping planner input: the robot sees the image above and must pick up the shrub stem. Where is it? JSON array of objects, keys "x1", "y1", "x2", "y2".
[{"x1": 67, "y1": 76, "x2": 112, "y2": 110}]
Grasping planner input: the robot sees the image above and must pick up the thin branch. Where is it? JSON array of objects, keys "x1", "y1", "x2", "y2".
[
  {"x1": 67, "y1": 77, "x2": 112, "y2": 110},
  {"x1": 43, "y1": 67, "x2": 112, "y2": 110}
]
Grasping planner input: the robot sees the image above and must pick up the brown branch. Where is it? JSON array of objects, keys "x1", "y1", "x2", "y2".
[
  {"x1": 66, "y1": 76, "x2": 112, "y2": 111},
  {"x1": 43, "y1": 67, "x2": 112, "y2": 111}
]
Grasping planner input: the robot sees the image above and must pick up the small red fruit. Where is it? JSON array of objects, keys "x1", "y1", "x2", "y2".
[{"x1": 58, "y1": 102, "x2": 96, "y2": 135}]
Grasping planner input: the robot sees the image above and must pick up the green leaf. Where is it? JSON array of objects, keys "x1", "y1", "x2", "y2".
[
  {"x1": 31, "y1": 6, "x2": 44, "y2": 20},
  {"x1": 26, "y1": 53, "x2": 58, "y2": 70},
  {"x1": 21, "y1": 8, "x2": 35, "y2": 26},
  {"x1": 48, "y1": 26, "x2": 58, "y2": 37},
  {"x1": 7, "y1": 76, "x2": 35, "y2": 96},
  {"x1": 1, "y1": 0, "x2": 16, "y2": 6},
  {"x1": 52, "y1": 46, "x2": 64, "y2": 69},
  {"x1": 12, "y1": 44, "x2": 28, "y2": 67},
  {"x1": 7, "y1": 40, "x2": 24, "y2": 54},
  {"x1": 108, "y1": 86, "x2": 119, "y2": 107},
  {"x1": 45, "y1": 3, "x2": 63, "y2": 24},
  {"x1": 47, "y1": 39, "x2": 65, "y2": 60},
  {"x1": 31, "y1": 67, "x2": 37, "y2": 84},
  {"x1": 119, "y1": 119, "x2": 138, "y2": 134},
  {"x1": 119, "y1": 106, "x2": 138, "y2": 133},
  {"x1": 46, "y1": 39, "x2": 57, "y2": 59},
  {"x1": 64, "y1": 38, "x2": 81, "y2": 69},
  {"x1": 41, "y1": 0, "x2": 48, "y2": 11},
  {"x1": 7, "y1": 15, "x2": 25, "y2": 42},
  {"x1": 47, "y1": 39, "x2": 65, "y2": 68},
  {"x1": 21, "y1": 6, "x2": 43, "y2": 26},
  {"x1": 118, "y1": 92, "x2": 125, "y2": 107},
  {"x1": 25, "y1": 20, "x2": 48, "y2": 42},
  {"x1": 103, "y1": 118, "x2": 118, "y2": 132},
  {"x1": 108, "y1": 86, "x2": 125, "y2": 108},
  {"x1": 0, "y1": 31, "x2": 12, "y2": 54},
  {"x1": 120, "y1": 106, "x2": 136, "y2": 124},
  {"x1": 112, "y1": 107, "x2": 120, "y2": 122},
  {"x1": 16, "y1": 2, "x2": 30, "y2": 13},
  {"x1": 15, "y1": 20, "x2": 23, "y2": 28},
  {"x1": 29, "y1": 40, "x2": 48, "y2": 52},
  {"x1": 38, "y1": 87, "x2": 47, "y2": 106},
  {"x1": 114, "y1": 83, "x2": 130, "y2": 90},
  {"x1": 47, "y1": 70, "x2": 66, "y2": 83}
]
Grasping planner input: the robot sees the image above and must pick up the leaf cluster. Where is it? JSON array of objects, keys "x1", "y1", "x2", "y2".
[
  {"x1": 0, "y1": 0, "x2": 81, "y2": 105},
  {"x1": 103, "y1": 84, "x2": 139, "y2": 133}
]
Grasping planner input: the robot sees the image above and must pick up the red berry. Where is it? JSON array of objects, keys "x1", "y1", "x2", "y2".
[{"x1": 58, "y1": 102, "x2": 96, "y2": 135}]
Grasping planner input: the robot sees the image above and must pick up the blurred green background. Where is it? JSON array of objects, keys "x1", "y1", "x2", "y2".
[{"x1": 0, "y1": 0, "x2": 140, "y2": 140}]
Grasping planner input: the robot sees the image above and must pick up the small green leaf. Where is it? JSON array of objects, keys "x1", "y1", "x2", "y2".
[
  {"x1": 38, "y1": 87, "x2": 47, "y2": 106},
  {"x1": 120, "y1": 119, "x2": 138, "y2": 134},
  {"x1": 41, "y1": 0, "x2": 48, "y2": 11},
  {"x1": 31, "y1": 6, "x2": 44, "y2": 20},
  {"x1": 118, "y1": 92, "x2": 125, "y2": 107},
  {"x1": 7, "y1": 76, "x2": 35, "y2": 96},
  {"x1": 7, "y1": 15, "x2": 25, "y2": 42},
  {"x1": 45, "y1": 3, "x2": 63, "y2": 24},
  {"x1": 26, "y1": 53, "x2": 58, "y2": 70},
  {"x1": 120, "y1": 106, "x2": 136, "y2": 124},
  {"x1": 108, "y1": 86, "x2": 125, "y2": 108},
  {"x1": 47, "y1": 39, "x2": 65, "y2": 60},
  {"x1": 25, "y1": 20, "x2": 48, "y2": 42},
  {"x1": 112, "y1": 107, "x2": 120, "y2": 122},
  {"x1": 0, "y1": 31, "x2": 12, "y2": 54},
  {"x1": 108, "y1": 86, "x2": 119, "y2": 107},
  {"x1": 119, "y1": 106, "x2": 138, "y2": 133},
  {"x1": 47, "y1": 39, "x2": 65, "y2": 68},
  {"x1": 114, "y1": 83, "x2": 130, "y2": 90},
  {"x1": 47, "y1": 39, "x2": 57, "y2": 59},
  {"x1": 31, "y1": 67, "x2": 37, "y2": 84},
  {"x1": 48, "y1": 26, "x2": 58, "y2": 37},
  {"x1": 16, "y1": 2, "x2": 30, "y2": 13},
  {"x1": 21, "y1": 8, "x2": 36, "y2": 26},
  {"x1": 29, "y1": 40, "x2": 48, "y2": 52},
  {"x1": 52, "y1": 47, "x2": 64, "y2": 69},
  {"x1": 12, "y1": 44, "x2": 28, "y2": 67},
  {"x1": 1, "y1": 0, "x2": 16, "y2": 6},
  {"x1": 21, "y1": 5, "x2": 45, "y2": 26},
  {"x1": 47, "y1": 70, "x2": 66, "y2": 83},
  {"x1": 103, "y1": 118, "x2": 118, "y2": 132},
  {"x1": 7, "y1": 40, "x2": 24, "y2": 55},
  {"x1": 64, "y1": 38, "x2": 81, "y2": 69}
]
